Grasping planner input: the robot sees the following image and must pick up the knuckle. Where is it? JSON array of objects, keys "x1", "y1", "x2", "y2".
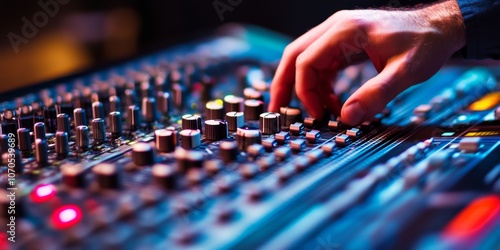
[{"x1": 295, "y1": 52, "x2": 312, "y2": 69}]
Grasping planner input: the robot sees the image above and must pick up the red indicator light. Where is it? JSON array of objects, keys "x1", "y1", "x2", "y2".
[
  {"x1": 443, "y1": 195, "x2": 500, "y2": 239},
  {"x1": 51, "y1": 205, "x2": 83, "y2": 230},
  {"x1": 30, "y1": 184, "x2": 56, "y2": 203}
]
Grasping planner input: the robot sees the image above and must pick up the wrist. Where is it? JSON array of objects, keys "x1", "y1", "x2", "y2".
[{"x1": 416, "y1": 0, "x2": 466, "y2": 53}]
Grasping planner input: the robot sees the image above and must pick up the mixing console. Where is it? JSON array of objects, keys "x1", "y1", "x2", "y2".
[{"x1": 1, "y1": 25, "x2": 500, "y2": 250}]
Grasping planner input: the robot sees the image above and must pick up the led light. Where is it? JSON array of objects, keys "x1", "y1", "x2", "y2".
[
  {"x1": 443, "y1": 195, "x2": 500, "y2": 239},
  {"x1": 30, "y1": 184, "x2": 56, "y2": 203},
  {"x1": 51, "y1": 205, "x2": 83, "y2": 230},
  {"x1": 468, "y1": 92, "x2": 500, "y2": 111}
]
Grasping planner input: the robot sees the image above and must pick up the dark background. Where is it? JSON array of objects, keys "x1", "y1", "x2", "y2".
[{"x1": 0, "y1": 0, "x2": 425, "y2": 92}]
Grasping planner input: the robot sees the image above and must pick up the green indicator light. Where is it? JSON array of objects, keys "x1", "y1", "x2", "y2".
[{"x1": 441, "y1": 132, "x2": 455, "y2": 137}]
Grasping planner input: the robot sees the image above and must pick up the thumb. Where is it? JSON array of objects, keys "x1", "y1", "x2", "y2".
[{"x1": 341, "y1": 60, "x2": 412, "y2": 125}]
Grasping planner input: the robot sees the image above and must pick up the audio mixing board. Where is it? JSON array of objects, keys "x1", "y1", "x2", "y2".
[{"x1": 1, "y1": 24, "x2": 500, "y2": 250}]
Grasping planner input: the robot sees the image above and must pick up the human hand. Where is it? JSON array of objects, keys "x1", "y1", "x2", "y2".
[{"x1": 269, "y1": 0, "x2": 465, "y2": 125}]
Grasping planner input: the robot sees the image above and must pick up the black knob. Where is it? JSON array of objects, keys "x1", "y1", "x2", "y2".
[
  {"x1": 259, "y1": 112, "x2": 281, "y2": 135},
  {"x1": 226, "y1": 112, "x2": 244, "y2": 132},
  {"x1": 181, "y1": 114, "x2": 202, "y2": 132},
  {"x1": 76, "y1": 125, "x2": 90, "y2": 151},
  {"x1": 92, "y1": 102, "x2": 105, "y2": 120},
  {"x1": 142, "y1": 97, "x2": 157, "y2": 124},
  {"x1": 92, "y1": 163, "x2": 120, "y2": 189},
  {"x1": 220, "y1": 140, "x2": 239, "y2": 163},
  {"x1": 155, "y1": 129, "x2": 176, "y2": 153},
  {"x1": 205, "y1": 101, "x2": 225, "y2": 120},
  {"x1": 109, "y1": 96, "x2": 121, "y2": 112},
  {"x1": 236, "y1": 127, "x2": 262, "y2": 151},
  {"x1": 109, "y1": 111, "x2": 123, "y2": 139},
  {"x1": 204, "y1": 120, "x2": 228, "y2": 141},
  {"x1": 34, "y1": 122, "x2": 46, "y2": 140},
  {"x1": 180, "y1": 129, "x2": 201, "y2": 149},
  {"x1": 92, "y1": 118, "x2": 106, "y2": 145},
  {"x1": 35, "y1": 138, "x2": 48, "y2": 165},
  {"x1": 244, "y1": 100, "x2": 264, "y2": 121},
  {"x1": 73, "y1": 108, "x2": 87, "y2": 127},
  {"x1": 224, "y1": 95, "x2": 244, "y2": 112},
  {"x1": 17, "y1": 128, "x2": 31, "y2": 154},
  {"x1": 61, "y1": 164, "x2": 86, "y2": 188},
  {"x1": 56, "y1": 113, "x2": 71, "y2": 136},
  {"x1": 55, "y1": 132, "x2": 69, "y2": 159},
  {"x1": 152, "y1": 164, "x2": 176, "y2": 190},
  {"x1": 132, "y1": 142, "x2": 155, "y2": 166},
  {"x1": 127, "y1": 105, "x2": 141, "y2": 131},
  {"x1": 280, "y1": 107, "x2": 302, "y2": 128}
]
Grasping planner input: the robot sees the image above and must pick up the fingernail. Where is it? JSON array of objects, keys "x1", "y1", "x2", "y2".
[{"x1": 343, "y1": 102, "x2": 365, "y2": 125}]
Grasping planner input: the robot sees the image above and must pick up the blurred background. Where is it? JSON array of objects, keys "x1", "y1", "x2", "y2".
[{"x1": 0, "y1": 0, "x2": 426, "y2": 93}]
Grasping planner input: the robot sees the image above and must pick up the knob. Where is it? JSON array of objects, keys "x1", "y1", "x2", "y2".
[
  {"x1": 204, "y1": 120, "x2": 228, "y2": 141},
  {"x1": 244, "y1": 100, "x2": 264, "y2": 121},
  {"x1": 172, "y1": 83, "x2": 186, "y2": 110},
  {"x1": 61, "y1": 164, "x2": 86, "y2": 188},
  {"x1": 205, "y1": 101, "x2": 225, "y2": 120},
  {"x1": 43, "y1": 107, "x2": 57, "y2": 133},
  {"x1": 109, "y1": 111, "x2": 123, "y2": 139},
  {"x1": 259, "y1": 112, "x2": 281, "y2": 135},
  {"x1": 76, "y1": 125, "x2": 90, "y2": 151},
  {"x1": 0, "y1": 135, "x2": 7, "y2": 155},
  {"x1": 220, "y1": 140, "x2": 239, "y2": 163},
  {"x1": 226, "y1": 112, "x2": 244, "y2": 132},
  {"x1": 279, "y1": 107, "x2": 302, "y2": 128},
  {"x1": 157, "y1": 92, "x2": 171, "y2": 116},
  {"x1": 224, "y1": 95, "x2": 244, "y2": 112},
  {"x1": 92, "y1": 102, "x2": 105, "y2": 120},
  {"x1": 236, "y1": 127, "x2": 262, "y2": 151},
  {"x1": 155, "y1": 129, "x2": 176, "y2": 153},
  {"x1": 109, "y1": 96, "x2": 121, "y2": 112},
  {"x1": 17, "y1": 128, "x2": 31, "y2": 154},
  {"x1": 56, "y1": 113, "x2": 71, "y2": 135},
  {"x1": 124, "y1": 89, "x2": 138, "y2": 107},
  {"x1": 180, "y1": 129, "x2": 201, "y2": 149},
  {"x1": 92, "y1": 163, "x2": 120, "y2": 189},
  {"x1": 35, "y1": 139, "x2": 48, "y2": 165},
  {"x1": 2, "y1": 149, "x2": 23, "y2": 173},
  {"x1": 55, "y1": 132, "x2": 69, "y2": 159},
  {"x1": 175, "y1": 148, "x2": 204, "y2": 173},
  {"x1": 181, "y1": 114, "x2": 202, "y2": 132},
  {"x1": 132, "y1": 142, "x2": 155, "y2": 166},
  {"x1": 127, "y1": 105, "x2": 141, "y2": 131},
  {"x1": 73, "y1": 108, "x2": 87, "y2": 127},
  {"x1": 92, "y1": 118, "x2": 106, "y2": 145},
  {"x1": 152, "y1": 164, "x2": 176, "y2": 190},
  {"x1": 142, "y1": 97, "x2": 157, "y2": 124},
  {"x1": 34, "y1": 122, "x2": 46, "y2": 140},
  {"x1": 243, "y1": 88, "x2": 264, "y2": 101}
]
